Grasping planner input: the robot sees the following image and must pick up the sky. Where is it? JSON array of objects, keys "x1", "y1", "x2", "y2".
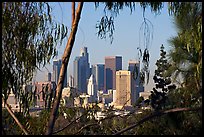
[{"x1": 34, "y1": 2, "x2": 177, "y2": 91}]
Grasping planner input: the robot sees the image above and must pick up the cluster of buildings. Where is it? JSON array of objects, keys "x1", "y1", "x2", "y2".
[
  {"x1": 63, "y1": 47, "x2": 146, "y2": 110},
  {"x1": 3, "y1": 47, "x2": 151, "y2": 114}
]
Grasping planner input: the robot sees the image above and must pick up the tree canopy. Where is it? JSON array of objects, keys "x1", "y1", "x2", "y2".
[{"x1": 2, "y1": 2, "x2": 68, "y2": 115}]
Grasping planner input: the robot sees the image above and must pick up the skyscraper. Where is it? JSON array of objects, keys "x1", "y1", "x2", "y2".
[
  {"x1": 73, "y1": 47, "x2": 90, "y2": 93},
  {"x1": 52, "y1": 59, "x2": 67, "y2": 88},
  {"x1": 104, "y1": 56, "x2": 122, "y2": 92},
  {"x1": 128, "y1": 60, "x2": 144, "y2": 100},
  {"x1": 115, "y1": 70, "x2": 136, "y2": 107},
  {"x1": 91, "y1": 64, "x2": 104, "y2": 91}
]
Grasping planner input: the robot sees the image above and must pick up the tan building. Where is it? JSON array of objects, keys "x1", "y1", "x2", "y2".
[{"x1": 115, "y1": 70, "x2": 136, "y2": 108}]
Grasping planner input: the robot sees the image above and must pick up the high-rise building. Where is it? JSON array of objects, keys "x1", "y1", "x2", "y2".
[
  {"x1": 73, "y1": 47, "x2": 90, "y2": 93},
  {"x1": 128, "y1": 60, "x2": 144, "y2": 101},
  {"x1": 115, "y1": 70, "x2": 136, "y2": 107},
  {"x1": 52, "y1": 59, "x2": 67, "y2": 88},
  {"x1": 80, "y1": 47, "x2": 90, "y2": 78},
  {"x1": 104, "y1": 56, "x2": 122, "y2": 92},
  {"x1": 91, "y1": 64, "x2": 104, "y2": 91},
  {"x1": 87, "y1": 74, "x2": 97, "y2": 102}
]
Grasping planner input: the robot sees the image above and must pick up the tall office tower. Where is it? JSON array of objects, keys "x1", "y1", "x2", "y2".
[
  {"x1": 87, "y1": 74, "x2": 97, "y2": 101},
  {"x1": 53, "y1": 59, "x2": 67, "y2": 88},
  {"x1": 80, "y1": 47, "x2": 90, "y2": 78},
  {"x1": 91, "y1": 64, "x2": 104, "y2": 91},
  {"x1": 68, "y1": 75, "x2": 74, "y2": 87},
  {"x1": 73, "y1": 47, "x2": 90, "y2": 93},
  {"x1": 115, "y1": 70, "x2": 136, "y2": 107},
  {"x1": 104, "y1": 56, "x2": 122, "y2": 92},
  {"x1": 45, "y1": 72, "x2": 52, "y2": 82},
  {"x1": 128, "y1": 60, "x2": 144, "y2": 100}
]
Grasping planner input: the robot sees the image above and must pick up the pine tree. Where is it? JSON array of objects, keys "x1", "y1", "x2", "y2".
[{"x1": 150, "y1": 44, "x2": 176, "y2": 111}]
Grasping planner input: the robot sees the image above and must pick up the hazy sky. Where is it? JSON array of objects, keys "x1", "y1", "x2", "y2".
[{"x1": 34, "y1": 2, "x2": 177, "y2": 91}]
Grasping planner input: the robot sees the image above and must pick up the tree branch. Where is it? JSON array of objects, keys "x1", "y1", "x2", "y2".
[
  {"x1": 74, "y1": 122, "x2": 99, "y2": 135},
  {"x1": 113, "y1": 107, "x2": 202, "y2": 135},
  {"x1": 45, "y1": 2, "x2": 84, "y2": 135},
  {"x1": 52, "y1": 110, "x2": 89, "y2": 135},
  {"x1": 73, "y1": 107, "x2": 138, "y2": 134},
  {"x1": 72, "y1": 2, "x2": 75, "y2": 26}
]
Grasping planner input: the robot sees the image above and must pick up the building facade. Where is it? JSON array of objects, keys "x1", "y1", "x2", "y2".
[
  {"x1": 128, "y1": 60, "x2": 144, "y2": 101},
  {"x1": 73, "y1": 47, "x2": 90, "y2": 93},
  {"x1": 87, "y1": 74, "x2": 97, "y2": 102},
  {"x1": 91, "y1": 64, "x2": 104, "y2": 91},
  {"x1": 104, "y1": 56, "x2": 122, "y2": 92},
  {"x1": 34, "y1": 81, "x2": 57, "y2": 108},
  {"x1": 115, "y1": 70, "x2": 136, "y2": 107},
  {"x1": 52, "y1": 59, "x2": 67, "y2": 88}
]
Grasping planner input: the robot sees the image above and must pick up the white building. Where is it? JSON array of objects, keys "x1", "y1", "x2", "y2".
[
  {"x1": 61, "y1": 87, "x2": 78, "y2": 107},
  {"x1": 87, "y1": 74, "x2": 97, "y2": 102}
]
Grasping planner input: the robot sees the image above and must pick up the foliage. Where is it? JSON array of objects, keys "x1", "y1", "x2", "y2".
[
  {"x1": 167, "y1": 2, "x2": 202, "y2": 92},
  {"x1": 135, "y1": 96, "x2": 144, "y2": 107},
  {"x1": 150, "y1": 44, "x2": 176, "y2": 111},
  {"x1": 2, "y1": 2, "x2": 68, "y2": 115},
  {"x1": 166, "y1": 1, "x2": 202, "y2": 110}
]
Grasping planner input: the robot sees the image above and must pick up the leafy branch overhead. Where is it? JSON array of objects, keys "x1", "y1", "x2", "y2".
[{"x1": 2, "y1": 2, "x2": 68, "y2": 115}]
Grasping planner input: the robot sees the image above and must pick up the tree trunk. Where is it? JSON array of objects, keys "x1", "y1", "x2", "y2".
[{"x1": 45, "y1": 2, "x2": 83, "y2": 135}]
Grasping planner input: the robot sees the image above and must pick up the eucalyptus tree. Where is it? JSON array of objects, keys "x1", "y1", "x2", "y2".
[{"x1": 2, "y1": 2, "x2": 68, "y2": 134}]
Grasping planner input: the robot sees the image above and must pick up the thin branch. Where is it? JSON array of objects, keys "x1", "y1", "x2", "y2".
[
  {"x1": 74, "y1": 122, "x2": 99, "y2": 135},
  {"x1": 52, "y1": 110, "x2": 89, "y2": 134},
  {"x1": 73, "y1": 106, "x2": 138, "y2": 135},
  {"x1": 73, "y1": 97, "x2": 137, "y2": 134},
  {"x1": 2, "y1": 98, "x2": 29, "y2": 135},
  {"x1": 113, "y1": 107, "x2": 202, "y2": 135}
]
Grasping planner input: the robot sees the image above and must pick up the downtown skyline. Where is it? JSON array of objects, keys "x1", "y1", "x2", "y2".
[{"x1": 34, "y1": 2, "x2": 177, "y2": 91}]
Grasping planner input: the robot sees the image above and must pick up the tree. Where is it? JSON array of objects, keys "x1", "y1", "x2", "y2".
[
  {"x1": 45, "y1": 2, "x2": 84, "y2": 135},
  {"x1": 2, "y1": 2, "x2": 68, "y2": 135},
  {"x1": 2, "y1": 2, "x2": 68, "y2": 115},
  {"x1": 167, "y1": 2, "x2": 202, "y2": 93},
  {"x1": 149, "y1": 44, "x2": 176, "y2": 111},
  {"x1": 2, "y1": 2, "x2": 202, "y2": 135},
  {"x1": 167, "y1": 2, "x2": 202, "y2": 108}
]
